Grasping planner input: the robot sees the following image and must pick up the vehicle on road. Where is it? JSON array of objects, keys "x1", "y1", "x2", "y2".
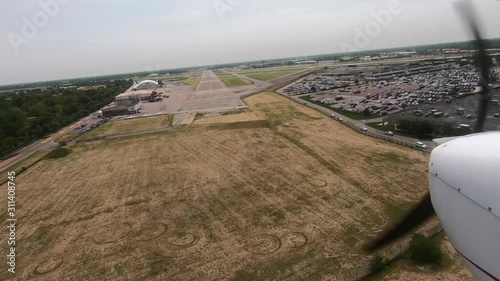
[
  {"x1": 338, "y1": 117, "x2": 344, "y2": 122},
  {"x1": 385, "y1": 131, "x2": 395, "y2": 136},
  {"x1": 360, "y1": 127, "x2": 368, "y2": 131},
  {"x1": 415, "y1": 142, "x2": 427, "y2": 149}
]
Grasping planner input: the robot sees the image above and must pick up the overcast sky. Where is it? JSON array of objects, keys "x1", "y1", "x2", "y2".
[{"x1": 1, "y1": 0, "x2": 500, "y2": 85}]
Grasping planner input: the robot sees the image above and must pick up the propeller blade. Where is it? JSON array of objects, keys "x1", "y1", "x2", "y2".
[
  {"x1": 364, "y1": 193, "x2": 435, "y2": 252},
  {"x1": 456, "y1": 1, "x2": 491, "y2": 133}
]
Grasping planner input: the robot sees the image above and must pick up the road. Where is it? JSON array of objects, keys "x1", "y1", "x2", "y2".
[
  {"x1": 197, "y1": 70, "x2": 226, "y2": 91},
  {"x1": 0, "y1": 116, "x2": 91, "y2": 172},
  {"x1": 281, "y1": 93, "x2": 437, "y2": 152}
]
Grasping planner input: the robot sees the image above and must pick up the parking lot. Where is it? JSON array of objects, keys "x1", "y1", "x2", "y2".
[
  {"x1": 397, "y1": 88, "x2": 500, "y2": 131},
  {"x1": 282, "y1": 63, "x2": 499, "y2": 123},
  {"x1": 307, "y1": 80, "x2": 427, "y2": 115}
]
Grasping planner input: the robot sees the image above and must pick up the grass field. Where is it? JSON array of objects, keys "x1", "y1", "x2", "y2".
[
  {"x1": 183, "y1": 72, "x2": 203, "y2": 85},
  {"x1": 238, "y1": 67, "x2": 312, "y2": 81},
  {"x1": 77, "y1": 115, "x2": 174, "y2": 141},
  {"x1": 367, "y1": 123, "x2": 396, "y2": 132},
  {"x1": 56, "y1": 132, "x2": 79, "y2": 144},
  {"x1": 193, "y1": 111, "x2": 265, "y2": 125},
  {"x1": 0, "y1": 92, "x2": 473, "y2": 280},
  {"x1": 214, "y1": 70, "x2": 253, "y2": 87}
]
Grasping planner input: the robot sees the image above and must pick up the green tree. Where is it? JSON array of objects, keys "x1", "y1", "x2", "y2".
[
  {"x1": 0, "y1": 79, "x2": 132, "y2": 157},
  {"x1": 416, "y1": 121, "x2": 433, "y2": 139},
  {"x1": 363, "y1": 108, "x2": 371, "y2": 117}
]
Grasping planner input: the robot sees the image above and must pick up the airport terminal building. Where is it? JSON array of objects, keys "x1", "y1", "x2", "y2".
[
  {"x1": 99, "y1": 80, "x2": 163, "y2": 118},
  {"x1": 101, "y1": 101, "x2": 143, "y2": 118}
]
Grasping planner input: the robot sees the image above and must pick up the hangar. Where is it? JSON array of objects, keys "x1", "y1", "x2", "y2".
[
  {"x1": 115, "y1": 90, "x2": 162, "y2": 104},
  {"x1": 133, "y1": 80, "x2": 160, "y2": 91}
]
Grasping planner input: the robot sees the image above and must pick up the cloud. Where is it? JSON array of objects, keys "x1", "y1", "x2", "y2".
[
  {"x1": 274, "y1": 7, "x2": 313, "y2": 15},
  {"x1": 163, "y1": 8, "x2": 212, "y2": 24},
  {"x1": 2, "y1": 0, "x2": 500, "y2": 85}
]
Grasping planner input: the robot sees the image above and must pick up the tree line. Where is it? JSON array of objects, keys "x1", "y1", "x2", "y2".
[
  {"x1": 397, "y1": 119, "x2": 471, "y2": 139},
  {"x1": 0, "y1": 80, "x2": 132, "y2": 157}
]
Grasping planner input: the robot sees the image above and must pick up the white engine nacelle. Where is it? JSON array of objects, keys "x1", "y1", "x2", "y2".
[{"x1": 430, "y1": 132, "x2": 500, "y2": 281}]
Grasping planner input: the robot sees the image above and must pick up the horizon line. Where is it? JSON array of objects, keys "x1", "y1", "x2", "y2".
[{"x1": 2, "y1": 37, "x2": 499, "y2": 88}]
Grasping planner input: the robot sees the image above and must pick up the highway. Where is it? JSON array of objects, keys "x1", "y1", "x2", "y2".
[{"x1": 280, "y1": 93, "x2": 437, "y2": 152}]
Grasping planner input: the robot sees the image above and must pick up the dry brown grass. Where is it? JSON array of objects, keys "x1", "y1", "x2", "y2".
[
  {"x1": 0, "y1": 92, "x2": 472, "y2": 281},
  {"x1": 193, "y1": 112, "x2": 265, "y2": 125},
  {"x1": 78, "y1": 115, "x2": 174, "y2": 140}
]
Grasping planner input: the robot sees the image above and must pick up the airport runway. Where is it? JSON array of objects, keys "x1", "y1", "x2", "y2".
[{"x1": 197, "y1": 70, "x2": 226, "y2": 91}]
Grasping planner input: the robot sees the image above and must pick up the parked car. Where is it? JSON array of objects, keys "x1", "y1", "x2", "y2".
[{"x1": 494, "y1": 113, "x2": 500, "y2": 118}]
